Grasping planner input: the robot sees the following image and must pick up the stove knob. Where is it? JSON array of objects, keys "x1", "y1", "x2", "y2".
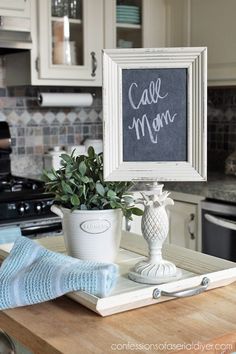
[
  {"x1": 35, "y1": 202, "x2": 45, "y2": 214},
  {"x1": 17, "y1": 202, "x2": 26, "y2": 216}
]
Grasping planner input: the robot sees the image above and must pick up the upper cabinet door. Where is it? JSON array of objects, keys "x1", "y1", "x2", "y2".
[
  {"x1": 166, "y1": 0, "x2": 236, "y2": 86},
  {"x1": 38, "y1": 0, "x2": 103, "y2": 85},
  {"x1": 190, "y1": 0, "x2": 236, "y2": 86},
  {"x1": 0, "y1": 0, "x2": 30, "y2": 17},
  {"x1": 104, "y1": 0, "x2": 166, "y2": 49}
]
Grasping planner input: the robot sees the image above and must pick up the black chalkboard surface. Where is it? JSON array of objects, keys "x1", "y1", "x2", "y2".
[{"x1": 122, "y1": 68, "x2": 187, "y2": 162}]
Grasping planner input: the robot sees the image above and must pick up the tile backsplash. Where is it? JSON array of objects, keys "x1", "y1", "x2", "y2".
[
  {"x1": 208, "y1": 88, "x2": 236, "y2": 172},
  {"x1": 0, "y1": 80, "x2": 102, "y2": 175}
]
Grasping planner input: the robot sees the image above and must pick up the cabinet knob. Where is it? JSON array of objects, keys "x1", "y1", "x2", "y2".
[
  {"x1": 91, "y1": 52, "x2": 97, "y2": 77},
  {"x1": 17, "y1": 202, "x2": 29, "y2": 216}
]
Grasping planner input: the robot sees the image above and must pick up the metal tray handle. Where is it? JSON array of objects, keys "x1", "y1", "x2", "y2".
[{"x1": 153, "y1": 277, "x2": 210, "y2": 299}]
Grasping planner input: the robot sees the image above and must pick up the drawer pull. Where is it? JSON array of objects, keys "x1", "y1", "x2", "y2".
[
  {"x1": 188, "y1": 213, "x2": 195, "y2": 240},
  {"x1": 153, "y1": 277, "x2": 210, "y2": 299}
]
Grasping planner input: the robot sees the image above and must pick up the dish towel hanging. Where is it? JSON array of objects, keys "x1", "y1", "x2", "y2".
[{"x1": 0, "y1": 236, "x2": 118, "y2": 310}]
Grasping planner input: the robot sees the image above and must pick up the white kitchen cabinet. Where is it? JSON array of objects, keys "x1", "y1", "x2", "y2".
[
  {"x1": 37, "y1": 0, "x2": 103, "y2": 84},
  {"x1": 0, "y1": 0, "x2": 30, "y2": 32},
  {"x1": 5, "y1": 0, "x2": 103, "y2": 86},
  {"x1": 104, "y1": 0, "x2": 166, "y2": 49},
  {"x1": 166, "y1": 0, "x2": 236, "y2": 86},
  {"x1": 0, "y1": 0, "x2": 30, "y2": 18},
  {"x1": 168, "y1": 200, "x2": 198, "y2": 251}
]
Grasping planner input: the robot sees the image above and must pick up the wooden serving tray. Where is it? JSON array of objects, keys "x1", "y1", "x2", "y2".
[{"x1": 0, "y1": 231, "x2": 236, "y2": 317}]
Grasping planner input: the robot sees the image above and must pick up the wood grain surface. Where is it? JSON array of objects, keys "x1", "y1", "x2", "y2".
[{"x1": 0, "y1": 283, "x2": 236, "y2": 354}]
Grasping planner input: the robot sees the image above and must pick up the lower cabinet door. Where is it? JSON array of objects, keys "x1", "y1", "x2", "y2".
[{"x1": 168, "y1": 200, "x2": 198, "y2": 251}]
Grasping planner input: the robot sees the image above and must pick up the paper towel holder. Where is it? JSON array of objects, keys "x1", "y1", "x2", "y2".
[{"x1": 37, "y1": 92, "x2": 96, "y2": 107}]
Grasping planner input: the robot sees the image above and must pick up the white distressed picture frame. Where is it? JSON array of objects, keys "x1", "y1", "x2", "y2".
[{"x1": 103, "y1": 48, "x2": 207, "y2": 182}]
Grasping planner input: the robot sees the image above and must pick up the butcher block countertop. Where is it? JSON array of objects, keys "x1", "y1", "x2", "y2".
[
  {"x1": 0, "y1": 233, "x2": 236, "y2": 353},
  {"x1": 0, "y1": 281, "x2": 235, "y2": 353},
  {"x1": 4, "y1": 172, "x2": 233, "y2": 352}
]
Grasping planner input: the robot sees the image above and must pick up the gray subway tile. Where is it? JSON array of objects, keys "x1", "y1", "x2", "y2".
[
  {"x1": 68, "y1": 135, "x2": 74, "y2": 144},
  {"x1": 43, "y1": 126, "x2": 50, "y2": 135},
  {"x1": 18, "y1": 147, "x2": 25, "y2": 154},
  {"x1": 26, "y1": 146, "x2": 34, "y2": 154},
  {"x1": 68, "y1": 126, "x2": 74, "y2": 134},
  {"x1": 50, "y1": 126, "x2": 59, "y2": 135}
]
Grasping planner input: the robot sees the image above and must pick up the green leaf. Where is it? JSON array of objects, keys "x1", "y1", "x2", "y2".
[
  {"x1": 96, "y1": 182, "x2": 105, "y2": 196},
  {"x1": 112, "y1": 201, "x2": 123, "y2": 208},
  {"x1": 123, "y1": 208, "x2": 133, "y2": 220},
  {"x1": 61, "y1": 180, "x2": 73, "y2": 194},
  {"x1": 70, "y1": 194, "x2": 80, "y2": 206},
  {"x1": 123, "y1": 195, "x2": 135, "y2": 205},
  {"x1": 76, "y1": 186, "x2": 83, "y2": 197},
  {"x1": 110, "y1": 200, "x2": 119, "y2": 209},
  {"x1": 60, "y1": 154, "x2": 72, "y2": 163},
  {"x1": 73, "y1": 172, "x2": 82, "y2": 181},
  {"x1": 107, "y1": 190, "x2": 117, "y2": 199},
  {"x1": 98, "y1": 171, "x2": 103, "y2": 182},
  {"x1": 70, "y1": 149, "x2": 76, "y2": 157},
  {"x1": 88, "y1": 146, "x2": 95, "y2": 158},
  {"x1": 82, "y1": 184, "x2": 86, "y2": 198},
  {"x1": 89, "y1": 195, "x2": 98, "y2": 203},
  {"x1": 42, "y1": 170, "x2": 57, "y2": 181},
  {"x1": 80, "y1": 176, "x2": 90, "y2": 183},
  {"x1": 130, "y1": 207, "x2": 144, "y2": 216},
  {"x1": 61, "y1": 195, "x2": 69, "y2": 201},
  {"x1": 79, "y1": 161, "x2": 87, "y2": 176}
]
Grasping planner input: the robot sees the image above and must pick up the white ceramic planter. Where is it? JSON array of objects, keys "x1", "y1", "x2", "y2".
[{"x1": 51, "y1": 205, "x2": 122, "y2": 262}]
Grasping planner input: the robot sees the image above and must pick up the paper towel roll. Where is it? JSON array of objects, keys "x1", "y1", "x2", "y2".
[{"x1": 38, "y1": 93, "x2": 93, "y2": 107}]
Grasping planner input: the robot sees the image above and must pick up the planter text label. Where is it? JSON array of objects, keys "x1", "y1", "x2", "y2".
[{"x1": 80, "y1": 220, "x2": 111, "y2": 234}]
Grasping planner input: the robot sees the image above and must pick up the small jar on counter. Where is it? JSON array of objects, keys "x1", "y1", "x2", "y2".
[{"x1": 43, "y1": 146, "x2": 64, "y2": 171}]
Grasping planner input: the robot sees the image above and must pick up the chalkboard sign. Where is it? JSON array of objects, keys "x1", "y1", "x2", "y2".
[
  {"x1": 122, "y1": 68, "x2": 187, "y2": 162},
  {"x1": 103, "y1": 48, "x2": 207, "y2": 182}
]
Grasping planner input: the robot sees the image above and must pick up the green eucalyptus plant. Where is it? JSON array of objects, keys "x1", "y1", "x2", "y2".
[{"x1": 43, "y1": 146, "x2": 143, "y2": 220}]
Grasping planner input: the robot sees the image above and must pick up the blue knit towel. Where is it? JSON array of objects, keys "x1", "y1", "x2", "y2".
[
  {"x1": 0, "y1": 236, "x2": 118, "y2": 310},
  {"x1": 0, "y1": 226, "x2": 21, "y2": 244}
]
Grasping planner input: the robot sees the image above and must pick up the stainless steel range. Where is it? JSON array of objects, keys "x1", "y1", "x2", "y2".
[{"x1": 0, "y1": 122, "x2": 62, "y2": 238}]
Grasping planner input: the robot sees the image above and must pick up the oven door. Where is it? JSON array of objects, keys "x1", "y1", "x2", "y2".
[
  {"x1": 201, "y1": 200, "x2": 236, "y2": 261},
  {"x1": 0, "y1": 217, "x2": 62, "y2": 239},
  {"x1": 21, "y1": 219, "x2": 62, "y2": 238}
]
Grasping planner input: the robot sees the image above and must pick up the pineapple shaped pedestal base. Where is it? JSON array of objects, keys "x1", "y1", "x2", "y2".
[{"x1": 129, "y1": 183, "x2": 181, "y2": 285}]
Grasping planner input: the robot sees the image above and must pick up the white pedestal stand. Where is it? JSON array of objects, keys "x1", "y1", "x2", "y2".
[{"x1": 128, "y1": 182, "x2": 182, "y2": 284}]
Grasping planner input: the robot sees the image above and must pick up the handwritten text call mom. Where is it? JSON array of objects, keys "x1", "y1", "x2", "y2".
[{"x1": 128, "y1": 78, "x2": 177, "y2": 144}]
